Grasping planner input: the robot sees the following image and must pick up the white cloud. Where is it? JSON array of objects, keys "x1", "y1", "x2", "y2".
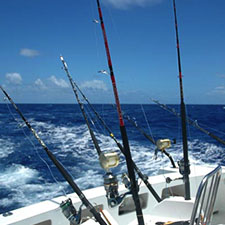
[
  {"x1": 49, "y1": 75, "x2": 69, "y2": 88},
  {"x1": 5, "y1": 73, "x2": 22, "y2": 85},
  {"x1": 214, "y1": 86, "x2": 225, "y2": 94},
  {"x1": 103, "y1": 0, "x2": 162, "y2": 9},
  {"x1": 209, "y1": 86, "x2": 225, "y2": 95},
  {"x1": 80, "y1": 80, "x2": 108, "y2": 91},
  {"x1": 34, "y1": 79, "x2": 47, "y2": 90},
  {"x1": 215, "y1": 86, "x2": 225, "y2": 90},
  {"x1": 20, "y1": 48, "x2": 40, "y2": 57}
]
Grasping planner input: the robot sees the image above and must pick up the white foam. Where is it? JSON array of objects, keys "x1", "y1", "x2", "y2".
[
  {"x1": 188, "y1": 139, "x2": 224, "y2": 165},
  {"x1": 0, "y1": 164, "x2": 68, "y2": 209},
  {"x1": 0, "y1": 182, "x2": 68, "y2": 208},
  {"x1": 0, "y1": 164, "x2": 38, "y2": 187},
  {"x1": 0, "y1": 138, "x2": 14, "y2": 158},
  {"x1": 75, "y1": 170, "x2": 103, "y2": 190},
  {"x1": 31, "y1": 120, "x2": 89, "y2": 153},
  {"x1": 1, "y1": 119, "x2": 222, "y2": 212}
]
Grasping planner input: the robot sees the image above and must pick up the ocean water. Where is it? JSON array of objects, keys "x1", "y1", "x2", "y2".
[{"x1": 0, "y1": 103, "x2": 224, "y2": 214}]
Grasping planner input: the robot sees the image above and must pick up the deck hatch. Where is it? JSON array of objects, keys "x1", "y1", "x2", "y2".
[
  {"x1": 34, "y1": 220, "x2": 52, "y2": 225},
  {"x1": 118, "y1": 193, "x2": 148, "y2": 215}
]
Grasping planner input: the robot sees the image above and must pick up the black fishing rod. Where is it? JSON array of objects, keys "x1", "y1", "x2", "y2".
[
  {"x1": 0, "y1": 85, "x2": 107, "y2": 225},
  {"x1": 172, "y1": 0, "x2": 190, "y2": 200},
  {"x1": 60, "y1": 56, "x2": 102, "y2": 157},
  {"x1": 113, "y1": 105, "x2": 176, "y2": 168},
  {"x1": 151, "y1": 98, "x2": 225, "y2": 146},
  {"x1": 95, "y1": 1, "x2": 145, "y2": 224},
  {"x1": 60, "y1": 56, "x2": 161, "y2": 202}
]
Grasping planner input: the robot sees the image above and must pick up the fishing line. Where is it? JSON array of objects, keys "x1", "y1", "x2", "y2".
[
  {"x1": 101, "y1": 104, "x2": 107, "y2": 135},
  {"x1": 83, "y1": 103, "x2": 111, "y2": 150},
  {"x1": 61, "y1": 55, "x2": 162, "y2": 204},
  {"x1": 176, "y1": 106, "x2": 182, "y2": 143},
  {"x1": 140, "y1": 104, "x2": 155, "y2": 144},
  {"x1": 111, "y1": 104, "x2": 176, "y2": 168},
  {"x1": 185, "y1": 105, "x2": 194, "y2": 153},
  {"x1": 84, "y1": 102, "x2": 105, "y2": 135},
  {"x1": 103, "y1": 2, "x2": 122, "y2": 43},
  {"x1": 98, "y1": 104, "x2": 107, "y2": 136},
  {"x1": 161, "y1": 161, "x2": 171, "y2": 198},
  {"x1": 83, "y1": 102, "x2": 121, "y2": 157},
  {"x1": 82, "y1": 101, "x2": 98, "y2": 129},
  {"x1": 4, "y1": 99, "x2": 32, "y2": 161},
  {"x1": 1, "y1": 87, "x2": 108, "y2": 225},
  {"x1": 201, "y1": 123, "x2": 225, "y2": 137},
  {"x1": 90, "y1": 0, "x2": 104, "y2": 71},
  {"x1": 90, "y1": 104, "x2": 108, "y2": 137},
  {"x1": 104, "y1": 2, "x2": 141, "y2": 91},
  {"x1": 5, "y1": 99, "x2": 68, "y2": 197},
  {"x1": 151, "y1": 98, "x2": 225, "y2": 146},
  {"x1": 60, "y1": 57, "x2": 103, "y2": 157},
  {"x1": 81, "y1": 97, "x2": 120, "y2": 158}
]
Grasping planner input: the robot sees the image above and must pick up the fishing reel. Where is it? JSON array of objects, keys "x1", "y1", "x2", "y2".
[
  {"x1": 121, "y1": 173, "x2": 132, "y2": 191},
  {"x1": 178, "y1": 158, "x2": 190, "y2": 176},
  {"x1": 154, "y1": 139, "x2": 171, "y2": 159},
  {"x1": 100, "y1": 151, "x2": 134, "y2": 207},
  {"x1": 99, "y1": 151, "x2": 120, "y2": 171},
  {"x1": 104, "y1": 172, "x2": 120, "y2": 207},
  {"x1": 103, "y1": 172, "x2": 133, "y2": 208},
  {"x1": 60, "y1": 198, "x2": 82, "y2": 225}
]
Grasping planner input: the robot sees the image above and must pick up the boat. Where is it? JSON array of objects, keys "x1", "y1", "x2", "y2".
[
  {"x1": 0, "y1": 164, "x2": 223, "y2": 225},
  {"x1": 0, "y1": 0, "x2": 225, "y2": 225}
]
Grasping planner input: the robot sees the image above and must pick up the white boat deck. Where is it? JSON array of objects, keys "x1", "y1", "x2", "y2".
[{"x1": 0, "y1": 165, "x2": 224, "y2": 225}]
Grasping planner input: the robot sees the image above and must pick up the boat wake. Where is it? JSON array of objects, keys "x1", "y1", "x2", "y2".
[
  {"x1": 0, "y1": 164, "x2": 67, "y2": 212},
  {"x1": 0, "y1": 115, "x2": 223, "y2": 214}
]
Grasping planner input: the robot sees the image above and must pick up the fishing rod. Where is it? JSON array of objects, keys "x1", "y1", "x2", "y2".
[
  {"x1": 60, "y1": 56, "x2": 161, "y2": 203},
  {"x1": 112, "y1": 105, "x2": 176, "y2": 168},
  {"x1": 0, "y1": 85, "x2": 107, "y2": 225},
  {"x1": 172, "y1": 0, "x2": 190, "y2": 200},
  {"x1": 151, "y1": 98, "x2": 225, "y2": 146},
  {"x1": 60, "y1": 56, "x2": 103, "y2": 158},
  {"x1": 95, "y1": 1, "x2": 145, "y2": 224}
]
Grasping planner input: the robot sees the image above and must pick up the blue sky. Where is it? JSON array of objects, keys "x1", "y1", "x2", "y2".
[{"x1": 0, "y1": 0, "x2": 225, "y2": 104}]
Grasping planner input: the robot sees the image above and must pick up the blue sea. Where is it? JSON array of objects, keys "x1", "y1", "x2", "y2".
[{"x1": 0, "y1": 103, "x2": 225, "y2": 214}]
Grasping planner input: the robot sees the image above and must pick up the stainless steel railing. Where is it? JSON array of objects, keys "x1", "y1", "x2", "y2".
[{"x1": 190, "y1": 165, "x2": 222, "y2": 225}]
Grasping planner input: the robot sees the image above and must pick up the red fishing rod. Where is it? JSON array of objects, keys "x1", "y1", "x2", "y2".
[
  {"x1": 172, "y1": 0, "x2": 190, "y2": 200},
  {"x1": 61, "y1": 56, "x2": 161, "y2": 202},
  {"x1": 95, "y1": 1, "x2": 145, "y2": 224}
]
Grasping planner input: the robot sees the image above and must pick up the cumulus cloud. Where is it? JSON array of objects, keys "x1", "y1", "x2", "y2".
[
  {"x1": 213, "y1": 86, "x2": 225, "y2": 94},
  {"x1": 5, "y1": 73, "x2": 22, "y2": 85},
  {"x1": 49, "y1": 75, "x2": 69, "y2": 88},
  {"x1": 80, "y1": 80, "x2": 108, "y2": 91},
  {"x1": 20, "y1": 48, "x2": 40, "y2": 57},
  {"x1": 34, "y1": 79, "x2": 47, "y2": 89},
  {"x1": 103, "y1": 0, "x2": 163, "y2": 9}
]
